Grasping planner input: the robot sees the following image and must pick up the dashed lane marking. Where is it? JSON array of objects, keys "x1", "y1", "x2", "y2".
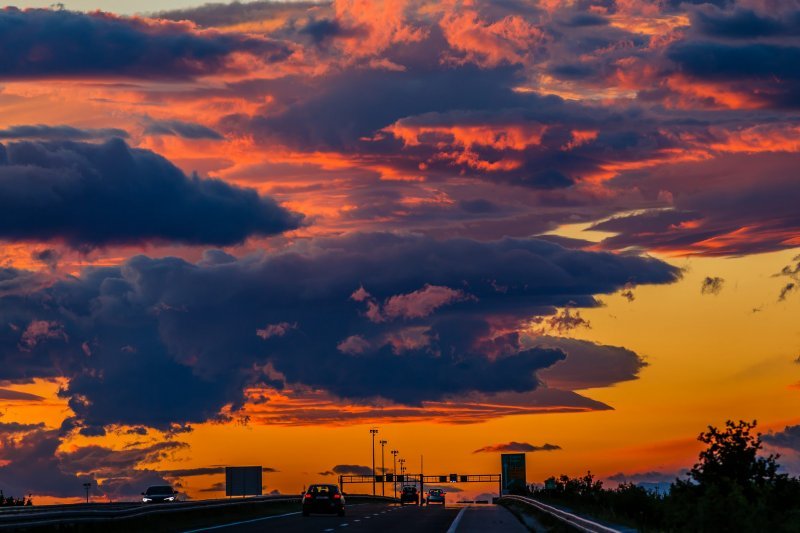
[{"x1": 182, "y1": 512, "x2": 301, "y2": 533}]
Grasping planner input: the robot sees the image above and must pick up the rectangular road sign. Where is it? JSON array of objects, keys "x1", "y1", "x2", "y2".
[
  {"x1": 501, "y1": 454, "x2": 526, "y2": 494},
  {"x1": 225, "y1": 466, "x2": 263, "y2": 497}
]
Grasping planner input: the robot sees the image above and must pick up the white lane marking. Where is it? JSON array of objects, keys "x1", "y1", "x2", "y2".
[
  {"x1": 340, "y1": 523, "x2": 349, "y2": 527},
  {"x1": 324, "y1": 529, "x2": 335, "y2": 532},
  {"x1": 182, "y1": 511, "x2": 301, "y2": 532},
  {"x1": 446, "y1": 505, "x2": 469, "y2": 533}
]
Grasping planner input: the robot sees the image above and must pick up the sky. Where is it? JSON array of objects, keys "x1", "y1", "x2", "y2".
[{"x1": 0, "y1": 0, "x2": 799, "y2": 504}]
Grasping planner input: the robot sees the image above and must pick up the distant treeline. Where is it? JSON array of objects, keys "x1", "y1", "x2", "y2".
[
  {"x1": 0, "y1": 492, "x2": 32, "y2": 507},
  {"x1": 518, "y1": 420, "x2": 800, "y2": 532}
]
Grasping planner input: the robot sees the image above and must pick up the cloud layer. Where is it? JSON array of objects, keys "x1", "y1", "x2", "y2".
[
  {"x1": 0, "y1": 138, "x2": 301, "y2": 247},
  {"x1": 0, "y1": 7, "x2": 291, "y2": 80},
  {"x1": 473, "y1": 441, "x2": 561, "y2": 453},
  {"x1": 0, "y1": 233, "x2": 678, "y2": 432}
]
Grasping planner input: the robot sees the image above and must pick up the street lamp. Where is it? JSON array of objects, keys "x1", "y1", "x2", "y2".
[
  {"x1": 370, "y1": 428, "x2": 378, "y2": 496},
  {"x1": 82, "y1": 482, "x2": 91, "y2": 504},
  {"x1": 390, "y1": 449, "x2": 399, "y2": 498},
  {"x1": 379, "y1": 440, "x2": 387, "y2": 496}
]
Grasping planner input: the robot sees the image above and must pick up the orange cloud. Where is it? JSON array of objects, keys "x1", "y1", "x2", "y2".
[
  {"x1": 438, "y1": 7, "x2": 546, "y2": 67},
  {"x1": 238, "y1": 386, "x2": 610, "y2": 426}
]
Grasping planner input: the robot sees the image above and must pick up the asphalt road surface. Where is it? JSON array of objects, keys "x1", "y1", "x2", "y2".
[{"x1": 184, "y1": 502, "x2": 460, "y2": 533}]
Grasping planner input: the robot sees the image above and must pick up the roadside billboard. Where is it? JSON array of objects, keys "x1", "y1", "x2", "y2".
[
  {"x1": 225, "y1": 466, "x2": 263, "y2": 497},
  {"x1": 501, "y1": 453, "x2": 526, "y2": 494}
]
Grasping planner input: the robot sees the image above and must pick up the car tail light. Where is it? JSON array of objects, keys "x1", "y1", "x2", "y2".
[
  {"x1": 333, "y1": 493, "x2": 341, "y2": 499},
  {"x1": 304, "y1": 494, "x2": 311, "y2": 499}
]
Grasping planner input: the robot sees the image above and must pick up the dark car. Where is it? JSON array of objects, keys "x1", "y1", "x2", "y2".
[
  {"x1": 400, "y1": 485, "x2": 419, "y2": 505},
  {"x1": 427, "y1": 488, "x2": 445, "y2": 505},
  {"x1": 141, "y1": 485, "x2": 178, "y2": 503},
  {"x1": 302, "y1": 484, "x2": 345, "y2": 516}
]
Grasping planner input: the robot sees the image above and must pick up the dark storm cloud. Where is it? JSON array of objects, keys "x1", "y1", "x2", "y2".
[
  {"x1": 691, "y1": 6, "x2": 800, "y2": 38},
  {"x1": 0, "y1": 138, "x2": 302, "y2": 247},
  {"x1": 777, "y1": 256, "x2": 800, "y2": 280},
  {"x1": 0, "y1": 421, "x2": 45, "y2": 432},
  {"x1": 0, "y1": 427, "x2": 191, "y2": 498},
  {"x1": 225, "y1": 57, "x2": 687, "y2": 189},
  {"x1": 227, "y1": 64, "x2": 529, "y2": 152},
  {"x1": 0, "y1": 233, "x2": 679, "y2": 430},
  {"x1": 155, "y1": 1, "x2": 319, "y2": 28},
  {"x1": 595, "y1": 153, "x2": 800, "y2": 256},
  {"x1": 0, "y1": 389, "x2": 44, "y2": 401},
  {"x1": 776, "y1": 255, "x2": 800, "y2": 301},
  {"x1": 473, "y1": 441, "x2": 560, "y2": 453},
  {"x1": 700, "y1": 276, "x2": 725, "y2": 295},
  {"x1": 666, "y1": 41, "x2": 800, "y2": 108},
  {"x1": 0, "y1": 429, "x2": 91, "y2": 498},
  {"x1": 160, "y1": 466, "x2": 278, "y2": 477},
  {"x1": 63, "y1": 440, "x2": 187, "y2": 475},
  {"x1": 591, "y1": 210, "x2": 702, "y2": 237},
  {"x1": 0, "y1": 7, "x2": 291, "y2": 80},
  {"x1": 200, "y1": 482, "x2": 225, "y2": 492},
  {"x1": 534, "y1": 337, "x2": 646, "y2": 390},
  {"x1": 31, "y1": 249, "x2": 61, "y2": 271},
  {"x1": 0, "y1": 125, "x2": 128, "y2": 140},
  {"x1": 0, "y1": 267, "x2": 48, "y2": 296},
  {"x1": 764, "y1": 426, "x2": 800, "y2": 452},
  {"x1": 143, "y1": 119, "x2": 223, "y2": 140},
  {"x1": 561, "y1": 13, "x2": 609, "y2": 27},
  {"x1": 300, "y1": 18, "x2": 350, "y2": 45},
  {"x1": 331, "y1": 465, "x2": 373, "y2": 476},
  {"x1": 668, "y1": 42, "x2": 800, "y2": 82},
  {"x1": 779, "y1": 283, "x2": 797, "y2": 301}
]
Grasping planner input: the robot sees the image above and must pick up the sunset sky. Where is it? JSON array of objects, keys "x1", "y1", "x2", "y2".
[{"x1": 1, "y1": 0, "x2": 799, "y2": 504}]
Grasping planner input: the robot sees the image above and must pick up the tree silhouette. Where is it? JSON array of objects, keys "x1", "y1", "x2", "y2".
[
  {"x1": 528, "y1": 420, "x2": 800, "y2": 531},
  {"x1": 668, "y1": 420, "x2": 800, "y2": 532}
]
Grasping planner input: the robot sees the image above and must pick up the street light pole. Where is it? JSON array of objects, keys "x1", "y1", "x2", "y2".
[
  {"x1": 391, "y1": 449, "x2": 399, "y2": 498},
  {"x1": 82, "y1": 482, "x2": 91, "y2": 504},
  {"x1": 370, "y1": 428, "x2": 378, "y2": 496},
  {"x1": 379, "y1": 440, "x2": 387, "y2": 496}
]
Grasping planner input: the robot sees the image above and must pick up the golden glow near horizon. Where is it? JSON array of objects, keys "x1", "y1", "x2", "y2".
[
  {"x1": 1, "y1": 0, "x2": 799, "y2": 505},
  {"x1": 3, "y1": 245, "x2": 798, "y2": 503}
]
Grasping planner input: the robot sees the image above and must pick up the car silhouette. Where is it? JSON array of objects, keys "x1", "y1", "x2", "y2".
[
  {"x1": 141, "y1": 485, "x2": 178, "y2": 503},
  {"x1": 400, "y1": 485, "x2": 419, "y2": 505},
  {"x1": 302, "y1": 484, "x2": 345, "y2": 516},
  {"x1": 427, "y1": 488, "x2": 446, "y2": 505}
]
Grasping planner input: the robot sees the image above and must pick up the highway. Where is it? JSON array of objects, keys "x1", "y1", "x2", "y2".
[
  {"x1": 0, "y1": 498, "x2": 545, "y2": 532},
  {"x1": 184, "y1": 502, "x2": 460, "y2": 533}
]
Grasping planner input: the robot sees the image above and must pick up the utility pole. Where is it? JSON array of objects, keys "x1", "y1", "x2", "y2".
[
  {"x1": 420, "y1": 454, "x2": 424, "y2": 505},
  {"x1": 380, "y1": 439, "x2": 387, "y2": 496},
  {"x1": 391, "y1": 449, "x2": 399, "y2": 498},
  {"x1": 370, "y1": 428, "x2": 378, "y2": 496},
  {"x1": 82, "y1": 482, "x2": 91, "y2": 504}
]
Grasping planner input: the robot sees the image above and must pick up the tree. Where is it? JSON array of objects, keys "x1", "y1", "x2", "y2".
[
  {"x1": 667, "y1": 420, "x2": 800, "y2": 532},
  {"x1": 689, "y1": 420, "x2": 781, "y2": 490}
]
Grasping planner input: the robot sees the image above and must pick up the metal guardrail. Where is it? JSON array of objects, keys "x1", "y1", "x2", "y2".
[
  {"x1": 0, "y1": 495, "x2": 299, "y2": 530},
  {"x1": 0, "y1": 494, "x2": 291, "y2": 517},
  {"x1": 498, "y1": 495, "x2": 623, "y2": 533},
  {"x1": 0, "y1": 493, "x2": 398, "y2": 530}
]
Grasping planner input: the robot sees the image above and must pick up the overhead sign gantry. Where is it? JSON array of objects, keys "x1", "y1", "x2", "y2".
[{"x1": 338, "y1": 473, "x2": 503, "y2": 499}]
